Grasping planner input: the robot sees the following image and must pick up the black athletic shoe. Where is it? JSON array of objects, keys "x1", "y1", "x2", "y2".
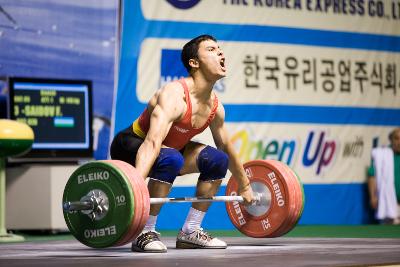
[{"x1": 131, "y1": 231, "x2": 167, "y2": 253}]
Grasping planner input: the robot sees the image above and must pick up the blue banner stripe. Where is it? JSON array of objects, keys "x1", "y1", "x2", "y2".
[
  {"x1": 224, "y1": 104, "x2": 400, "y2": 125},
  {"x1": 146, "y1": 21, "x2": 400, "y2": 53}
]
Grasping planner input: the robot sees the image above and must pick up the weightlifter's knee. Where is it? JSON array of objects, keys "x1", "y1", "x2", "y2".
[
  {"x1": 149, "y1": 148, "x2": 184, "y2": 184},
  {"x1": 197, "y1": 146, "x2": 229, "y2": 181}
]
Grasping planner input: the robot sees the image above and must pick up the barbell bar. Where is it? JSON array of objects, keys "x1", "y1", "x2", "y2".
[{"x1": 63, "y1": 194, "x2": 265, "y2": 213}]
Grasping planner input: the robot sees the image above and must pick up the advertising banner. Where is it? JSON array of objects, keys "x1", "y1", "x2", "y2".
[{"x1": 115, "y1": 0, "x2": 400, "y2": 225}]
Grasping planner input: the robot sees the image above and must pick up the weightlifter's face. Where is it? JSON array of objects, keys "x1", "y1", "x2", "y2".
[
  {"x1": 196, "y1": 39, "x2": 226, "y2": 79},
  {"x1": 391, "y1": 128, "x2": 400, "y2": 154}
]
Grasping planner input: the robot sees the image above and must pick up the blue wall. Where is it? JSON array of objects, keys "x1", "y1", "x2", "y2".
[{"x1": 156, "y1": 183, "x2": 375, "y2": 230}]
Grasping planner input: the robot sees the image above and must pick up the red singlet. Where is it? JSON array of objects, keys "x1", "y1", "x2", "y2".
[{"x1": 134, "y1": 79, "x2": 219, "y2": 150}]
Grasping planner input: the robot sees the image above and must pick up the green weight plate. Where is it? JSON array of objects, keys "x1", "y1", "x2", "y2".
[{"x1": 63, "y1": 161, "x2": 135, "y2": 248}]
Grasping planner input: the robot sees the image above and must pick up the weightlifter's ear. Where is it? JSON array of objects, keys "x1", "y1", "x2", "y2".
[{"x1": 189, "y1": 58, "x2": 199, "y2": 70}]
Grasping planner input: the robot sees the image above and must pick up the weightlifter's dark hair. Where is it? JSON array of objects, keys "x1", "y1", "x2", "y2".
[
  {"x1": 181, "y1": 34, "x2": 217, "y2": 74},
  {"x1": 389, "y1": 128, "x2": 400, "y2": 141}
]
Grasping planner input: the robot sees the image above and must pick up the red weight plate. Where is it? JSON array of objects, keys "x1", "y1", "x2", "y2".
[
  {"x1": 249, "y1": 159, "x2": 298, "y2": 237},
  {"x1": 226, "y1": 160, "x2": 293, "y2": 238},
  {"x1": 137, "y1": 172, "x2": 150, "y2": 239},
  {"x1": 107, "y1": 160, "x2": 141, "y2": 246},
  {"x1": 260, "y1": 162, "x2": 293, "y2": 237},
  {"x1": 266, "y1": 160, "x2": 300, "y2": 237},
  {"x1": 119, "y1": 161, "x2": 149, "y2": 243},
  {"x1": 136, "y1": 185, "x2": 150, "y2": 242},
  {"x1": 274, "y1": 161, "x2": 303, "y2": 236},
  {"x1": 266, "y1": 160, "x2": 301, "y2": 237},
  {"x1": 283, "y1": 165, "x2": 305, "y2": 232},
  {"x1": 112, "y1": 160, "x2": 150, "y2": 245},
  {"x1": 270, "y1": 161, "x2": 305, "y2": 237},
  {"x1": 107, "y1": 160, "x2": 143, "y2": 246},
  {"x1": 114, "y1": 160, "x2": 145, "y2": 245}
]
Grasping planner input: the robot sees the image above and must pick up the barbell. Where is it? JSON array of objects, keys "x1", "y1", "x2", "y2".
[{"x1": 62, "y1": 159, "x2": 305, "y2": 248}]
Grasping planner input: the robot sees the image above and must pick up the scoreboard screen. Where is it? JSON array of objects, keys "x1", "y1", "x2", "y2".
[{"x1": 8, "y1": 77, "x2": 93, "y2": 161}]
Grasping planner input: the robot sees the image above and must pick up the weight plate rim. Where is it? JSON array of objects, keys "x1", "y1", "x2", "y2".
[
  {"x1": 114, "y1": 160, "x2": 148, "y2": 245},
  {"x1": 104, "y1": 160, "x2": 143, "y2": 247},
  {"x1": 264, "y1": 160, "x2": 300, "y2": 237}
]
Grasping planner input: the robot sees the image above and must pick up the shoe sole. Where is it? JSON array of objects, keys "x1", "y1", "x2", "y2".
[
  {"x1": 131, "y1": 245, "x2": 167, "y2": 253},
  {"x1": 176, "y1": 241, "x2": 227, "y2": 249}
]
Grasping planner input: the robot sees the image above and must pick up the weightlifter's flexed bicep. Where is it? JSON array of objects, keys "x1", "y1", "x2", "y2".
[{"x1": 135, "y1": 83, "x2": 186, "y2": 180}]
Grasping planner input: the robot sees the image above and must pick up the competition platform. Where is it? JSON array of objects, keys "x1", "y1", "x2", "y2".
[{"x1": 1, "y1": 226, "x2": 400, "y2": 267}]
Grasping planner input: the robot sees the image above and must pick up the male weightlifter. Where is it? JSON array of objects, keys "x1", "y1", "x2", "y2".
[{"x1": 110, "y1": 34, "x2": 254, "y2": 253}]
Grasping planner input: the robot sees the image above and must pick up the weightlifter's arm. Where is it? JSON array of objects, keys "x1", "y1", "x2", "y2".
[
  {"x1": 368, "y1": 175, "x2": 378, "y2": 210},
  {"x1": 135, "y1": 84, "x2": 185, "y2": 180},
  {"x1": 209, "y1": 103, "x2": 254, "y2": 204},
  {"x1": 367, "y1": 159, "x2": 378, "y2": 210}
]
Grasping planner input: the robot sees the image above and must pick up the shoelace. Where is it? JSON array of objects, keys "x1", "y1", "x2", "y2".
[
  {"x1": 137, "y1": 231, "x2": 161, "y2": 247},
  {"x1": 194, "y1": 228, "x2": 212, "y2": 242}
]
